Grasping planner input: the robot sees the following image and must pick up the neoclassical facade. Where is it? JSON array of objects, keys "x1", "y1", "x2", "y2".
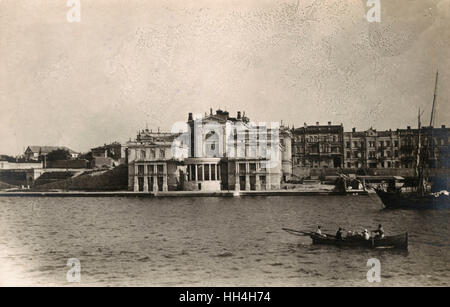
[
  {"x1": 127, "y1": 109, "x2": 292, "y2": 192},
  {"x1": 127, "y1": 130, "x2": 188, "y2": 192}
]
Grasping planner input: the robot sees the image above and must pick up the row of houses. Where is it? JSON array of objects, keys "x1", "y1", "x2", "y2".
[
  {"x1": 292, "y1": 123, "x2": 449, "y2": 170},
  {"x1": 126, "y1": 109, "x2": 450, "y2": 192}
]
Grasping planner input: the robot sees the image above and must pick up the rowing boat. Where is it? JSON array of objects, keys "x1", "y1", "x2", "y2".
[
  {"x1": 283, "y1": 228, "x2": 408, "y2": 250},
  {"x1": 310, "y1": 232, "x2": 408, "y2": 250}
]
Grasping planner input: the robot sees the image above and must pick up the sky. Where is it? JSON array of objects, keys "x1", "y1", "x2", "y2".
[{"x1": 0, "y1": 0, "x2": 449, "y2": 155}]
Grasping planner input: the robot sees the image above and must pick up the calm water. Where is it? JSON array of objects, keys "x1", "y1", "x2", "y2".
[{"x1": 0, "y1": 195, "x2": 448, "y2": 286}]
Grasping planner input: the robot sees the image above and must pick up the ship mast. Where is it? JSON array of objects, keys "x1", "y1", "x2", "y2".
[
  {"x1": 417, "y1": 108, "x2": 424, "y2": 196},
  {"x1": 429, "y1": 71, "x2": 438, "y2": 127}
]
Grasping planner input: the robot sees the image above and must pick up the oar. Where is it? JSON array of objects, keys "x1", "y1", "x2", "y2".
[{"x1": 282, "y1": 228, "x2": 312, "y2": 236}]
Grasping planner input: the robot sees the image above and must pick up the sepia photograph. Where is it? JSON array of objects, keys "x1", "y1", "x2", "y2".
[{"x1": 0, "y1": 0, "x2": 449, "y2": 292}]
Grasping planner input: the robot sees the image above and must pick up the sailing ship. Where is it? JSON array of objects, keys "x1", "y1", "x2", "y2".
[{"x1": 375, "y1": 72, "x2": 450, "y2": 209}]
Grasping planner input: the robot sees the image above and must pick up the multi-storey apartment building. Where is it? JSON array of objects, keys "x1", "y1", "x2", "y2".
[
  {"x1": 292, "y1": 122, "x2": 344, "y2": 168},
  {"x1": 343, "y1": 128, "x2": 400, "y2": 169},
  {"x1": 398, "y1": 125, "x2": 449, "y2": 169}
]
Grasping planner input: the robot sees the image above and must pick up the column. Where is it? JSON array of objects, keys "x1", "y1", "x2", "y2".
[
  {"x1": 163, "y1": 164, "x2": 168, "y2": 191},
  {"x1": 266, "y1": 173, "x2": 271, "y2": 190},
  {"x1": 202, "y1": 164, "x2": 205, "y2": 181},
  {"x1": 208, "y1": 164, "x2": 211, "y2": 181},
  {"x1": 245, "y1": 163, "x2": 250, "y2": 191},
  {"x1": 134, "y1": 176, "x2": 139, "y2": 192},
  {"x1": 134, "y1": 164, "x2": 139, "y2": 192},
  {"x1": 143, "y1": 176, "x2": 149, "y2": 192},
  {"x1": 235, "y1": 163, "x2": 240, "y2": 191},
  {"x1": 153, "y1": 175, "x2": 158, "y2": 192},
  {"x1": 245, "y1": 174, "x2": 250, "y2": 191},
  {"x1": 194, "y1": 164, "x2": 197, "y2": 181},
  {"x1": 255, "y1": 175, "x2": 261, "y2": 191}
]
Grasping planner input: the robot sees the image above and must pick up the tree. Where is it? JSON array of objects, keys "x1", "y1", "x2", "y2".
[
  {"x1": 0, "y1": 155, "x2": 17, "y2": 162},
  {"x1": 78, "y1": 151, "x2": 93, "y2": 161},
  {"x1": 46, "y1": 149, "x2": 71, "y2": 161}
]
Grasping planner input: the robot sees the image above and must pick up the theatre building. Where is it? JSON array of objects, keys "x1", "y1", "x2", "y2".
[
  {"x1": 183, "y1": 109, "x2": 288, "y2": 191},
  {"x1": 127, "y1": 109, "x2": 292, "y2": 192}
]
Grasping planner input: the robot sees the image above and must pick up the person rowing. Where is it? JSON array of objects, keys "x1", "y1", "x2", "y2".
[
  {"x1": 315, "y1": 225, "x2": 326, "y2": 237},
  {"x1": 335, "y1": 227, "x2": 344, "y2": 241},
  {"x1": 372, "y1": 224, "x2": 385, "y2": 240}
]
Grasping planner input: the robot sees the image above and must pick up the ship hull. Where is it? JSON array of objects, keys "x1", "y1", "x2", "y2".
[{"x1": 376, "y1": 190, "x2": 450, "y2": 210}]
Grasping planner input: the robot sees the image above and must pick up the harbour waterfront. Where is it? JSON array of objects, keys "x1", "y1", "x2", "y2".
[{"x1": 0, "y1": 196, "x2": 448, "y2": 286}]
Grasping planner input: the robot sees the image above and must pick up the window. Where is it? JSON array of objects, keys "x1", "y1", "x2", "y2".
[
  {"x1": 157, "y1": 165, "x2": 164, "y2": 174},
  {"x1": 346, "y1": 142, "x2": 350, "y2": 148},
  {"x1": 197, "y1": 165, "x2": 203, "y2": 181},
  {"x1": 191, "y1": 165, "x2": 196, "y2": 181},
  {"x1": 386, "y1": 141, "x2": 391, "y2": 147},
  {"x1": 394, "y1": 140, "x2": 398, "y2": 147},
  {"x1": 239, "y1": 163, "x2": 246, "y2": 173},
  {"x1": 141, "y1": 150, "x2": 146, "y2": 159},
  {"x1": 205, "y1": 165, "x2": 210, "y2": 180},
  {"x1": 150, "y1": 149, "x2": 156, "y2": 159},
  {"x1": 250, "y1": 163, "x2": 256, "y2": 172},
  {"x1": 260, "y1": 163, "x2": 266, "y2": 172},
  {"x1": 138, "y1": 165, "x2": 144, "y2": 176},
  {"x1": 160, "y1": 149, "x2": 165, "y2": 158},
  {"x1": 211, "y1": 164, "x2": 216, "y2": 180}
]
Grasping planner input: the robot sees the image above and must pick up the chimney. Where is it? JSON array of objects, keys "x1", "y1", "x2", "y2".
[
  {"x1": 237, "y1": 111, "x2": 241, "y2": 119},
  {"x1": 316, "y1": 122, "x2": 319, "y2": 126},
  {"x1": 352, "y1": 128, "x2": 356, "y2": 133},
  {"x1": 304, "y1": 122, "x2": 307, "y2": 128},
  {"x1": 407, "y1": 126, "x2": 411, "y2": 130},
  {"x1": 328, "y1": 121, "x2": 331, "y2": 125},
  {"x1": 442, "y1": 125, "x2": 446, "y2": 129},
  {"x1": 188, "y1": 113, "x2": 193, "y2": 121}
]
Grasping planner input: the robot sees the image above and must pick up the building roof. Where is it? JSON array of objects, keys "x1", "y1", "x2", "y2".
[{"x1": 294, "y1": 125, "x2": 343, "y2": 134}]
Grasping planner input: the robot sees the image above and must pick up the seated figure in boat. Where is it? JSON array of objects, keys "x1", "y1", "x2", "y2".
[
  {"x1": 335, "y1": 227, "x2": 344, "y2": 240},
  {"x1": 372, "y1": 224, "x2": 385, "y2": 239},
  {"x1": 362, "y1": 229, "x2": 370, "y2": 240},
  {"x1": 315, "y1": 225, "x2": 326, "y2": 237}
]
